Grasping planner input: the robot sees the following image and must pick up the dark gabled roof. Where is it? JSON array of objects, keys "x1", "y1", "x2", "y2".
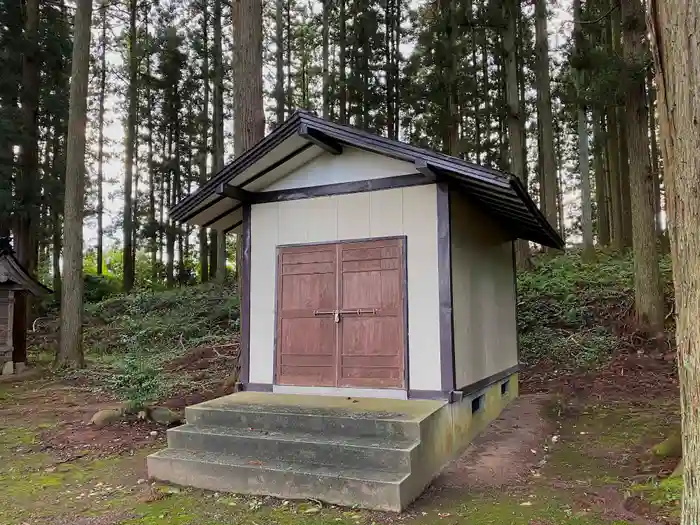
[
  {"x1": 0, "y1": 239, "x2": 52, "y2": 296},
  {"x1": 170, "y1": 110, "x2": 563, "y2": 249}
]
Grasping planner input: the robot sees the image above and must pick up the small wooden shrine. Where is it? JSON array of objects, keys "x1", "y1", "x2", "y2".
[{"x1": 0, "y1": 238, "x2": 51, "y2": 373}]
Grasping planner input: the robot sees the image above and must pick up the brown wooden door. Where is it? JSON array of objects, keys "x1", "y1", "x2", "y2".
[
  {"x1": 276, "y1": 244, "x2": 337, "y2": 387},
  {"x1": 276, "y1": 238, "x2": 405, "y2": 389},
  {"x1": 338, "y1": 239, "x2": 405, "y2": 388}
]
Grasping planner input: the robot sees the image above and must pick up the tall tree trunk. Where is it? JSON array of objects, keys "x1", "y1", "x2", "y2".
[
  {"x1": 534, "y1": 0, "x2": 557, "y2": 232},
  {"x1": 57, "y1": 0, "x2": 92, "y2": 369},
  {"x1": 618, "y1": 109, "x2": 633, "y2": 248},
  {"x1": 621, "y1": 0, "x2": 664, "y2": 331},
  {"x1": 14, "y1": 0, "x2": 41, "y2": 365},
  {"x1": 232, "y1": 0, "x2": 264, "y2": 289},
  {"x1": 16, "y1": 0, "x2": 40, "y2": 277},
  {"x1": 199, "y1": 1, "x2": 210, "y2": 283},
  {"x1": 275, "y1": 0, "x2": 285, "y2": 125},
  {"x1": 232, "y1": 0, "x2": 264, "y2": 155},
  {"x1": 96, "y1": 0, "x2": 108, "y2": 275},
  {"x1": 612, "y1": 3, "x2": 633, "y2": 249},
  {"x1": 574, "y1": 0, "x2": 593, "y2": 258},
  {"x1": 607, "y1": 109, "x2": 624, "y2": 250},
  {"x1": 212, "y1": 0, "x2": 226, "y2": 284},
  {"x1": 385, "y1": 0, "x2": 395, "y2": 138},
  {"x1": 503, "y1": 0, "x2": 529, "y2": 265},
  {"x1": 322, "y1": 0, "x2": 330, "y2": 120},
  {"x1": 440, "y1": 0, "x2": 458, "y2": 155},
  {"x1": 647, "y1": 3, "x2": 700, "y2": 523},
  {"x1": 647, "y1": 68, "x2": 667, "y2": 252},
  {"x1": 339, "y1": 0, "x2": 347, "y2": 124},
  {"x1": 593, "y1": 110, "x2": 610, "y2": 246},
  {"x1": 146, "y1": 28, "x2": 157, "y2": 283},
  {"x1": 123, "y1": 0, "x2": 137, "y2": 291}
]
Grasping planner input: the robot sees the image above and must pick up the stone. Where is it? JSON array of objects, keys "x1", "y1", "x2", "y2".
[
  {"x1": 14, "y1": 362, "x2": 26, "y2": 374},
  {"x1": 89, "y1": 408, "x2": 125, "y2": 428},
  {"x1": 147, "y1": 407, "x2": 184, "y2": 426},
  {"x1": 2, "y1": 361, "x2": 13, "y2": 375}
]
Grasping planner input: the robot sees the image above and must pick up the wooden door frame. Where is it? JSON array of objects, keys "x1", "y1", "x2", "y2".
[{"x1": 273, "y1": 235, "x2": 409, "y2": 391}]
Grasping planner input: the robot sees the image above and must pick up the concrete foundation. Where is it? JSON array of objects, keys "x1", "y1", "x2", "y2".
[{"x1": 148, "y1": 373, "x2": 518, "y2": 511}]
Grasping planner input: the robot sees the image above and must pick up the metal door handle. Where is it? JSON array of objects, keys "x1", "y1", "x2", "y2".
[
  {"x1": 313, "y1": 309, "x2": 341, "y2": 323},
  {"x1": 338, "y1": 308, "x2": 377, "y2": 316}
]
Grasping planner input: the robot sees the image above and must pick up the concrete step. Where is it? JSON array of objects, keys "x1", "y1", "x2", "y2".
[
  {"x1": 147, "y1": 448, "x2": 410, "y2": 511},
  {"x1": 185, "y1": 403, "x2": 420, "y2": 440},
  {"x1": 167, "y1": 424, "x2": 418, "y2": 473}
]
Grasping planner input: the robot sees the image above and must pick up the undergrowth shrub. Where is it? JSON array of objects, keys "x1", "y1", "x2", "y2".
[
  {"x1": 84, "y1": 283, "x2": 240, "y2": 358},
  {"x1": 107, "y1": 352, "x2": 164, "y2": 411},
  {"x1": 517, "y1": 249, "x2": 672, "y2": 369}
]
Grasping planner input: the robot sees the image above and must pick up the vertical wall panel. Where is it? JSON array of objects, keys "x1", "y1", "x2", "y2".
[
  {"x1": 369, "y1": 189, "x2": 404, "y2": 237},
  {"x1": 249, "y1": 203, "x2": 279, "y2": 383},
  {"x1": 450, "y1": 190, "x2": 518, "y2": 387}
]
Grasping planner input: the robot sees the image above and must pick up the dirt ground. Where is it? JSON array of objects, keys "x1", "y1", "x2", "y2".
[{"x1": 0, "y1": 346, "x2": 682, "y2": 525}]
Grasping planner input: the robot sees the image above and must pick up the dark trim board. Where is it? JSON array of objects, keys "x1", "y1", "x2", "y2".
[
  {"x1": 244, "y1": 383, "x2": 273, "y2": 392},
  {"x1": 436, "y1": 182, "x2": 455, "y2": 393},
  {"x1": 253, "y1": 173, "x2": 432, "y2": 203},
  {"x1": 239, "y1": 204, "x2": 252, "y2": 385},
  {"x1": 455, "y1": 364, "x2": 521, "y2": 398},
  {"x1": 409, "y1": 389, "x2": 450, "y2": 400}
]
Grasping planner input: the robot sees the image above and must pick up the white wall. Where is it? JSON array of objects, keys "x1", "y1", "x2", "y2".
[
  {"x1": 450, "y1": 190, "x2": 518, "y2": 387},
  {"x1": 249, "y1": 184, "x2": 442, "y2": 391},
  {"x1": 262, "y1": 147, "x2": 417, "y2": 191}
]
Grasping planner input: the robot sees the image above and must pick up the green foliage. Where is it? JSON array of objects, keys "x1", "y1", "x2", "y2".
[
  {"x1": 84, "y1": 282, "x2": 239, "y2": 358},
  {"x1": 107, "y1": 353, "x2": 164, "y2": 410},
  {"x1": 83, "y1": 273, "x2": 122, "y2": 303},
  {"x1": 517, "y1": 250, "x2": 672, "y2": 368}
]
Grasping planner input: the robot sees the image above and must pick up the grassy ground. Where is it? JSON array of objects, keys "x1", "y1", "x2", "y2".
[
  {"x1": 0, "y1": 376, "x2": 680, "y2": 525},
  {"x1": 0, "y1": 250, "x2": 681, "y2": 525}
]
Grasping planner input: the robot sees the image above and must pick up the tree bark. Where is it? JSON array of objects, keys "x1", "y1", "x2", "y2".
[
  {"x1": 647, "y1": 2, "x2": 700, "y2": 522},
  {"x1": 232, "y1": 0, "x2": 264, "y2": 156},
  {"x1": 275, "y1": 0, "x2": 285, "y2": 125},
  {"x1": 199, "y1": 1, "x2": 210, "y2": 283},
  {"x1": 57, "y1": 0, "x2": 92, "y2": 369},
  {"x1": 123, "y1": 0, "x2": 137, "y2": 292},
  {"x1": 16, "y1": 0, "x2": 40, "y2": 284},
  {"x1": 574, "y1": 0, "x2": 593, "y2": 258},
  {"x1": 534, "y1": 0, "x2": 557, "y2": 232},
  {"x1": 593, "y1": 110, "x2": 610, "y2": 246},
  {"x1": 611, "y1": 2, "x2": 633, "y2": 249},
  {"x1": 618, "y1": 108, "x2": 634, "y2": 248},
  {"x1": 339, "y1": 0, "x2": 347, "y2": 124},
  {"x1": 503, "y1": 0, "x2": 529, "y2": 265},
  {"x1": 621, "y1": 0, "x2": 664, "y2": 331},
  {"x1": 647, "y1": 68, "x2": 667, "y2": 252},
  {"x1": 96, "y1": 0, "x2": 108, "y2": 275},
  {"x1": 322, "y1": 0, "x2": 330, "y2": 121}
]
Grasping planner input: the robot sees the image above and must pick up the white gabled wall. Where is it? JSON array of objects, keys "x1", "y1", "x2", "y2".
[
  {"x1": 450, "y1": 190, "x2": 518, "y2": 387},
  {"x1": 261, "y1": 147, "x2": 416, "y2": 191},
  {"x1": 249, "y1": 184, "x2": 442, "y2": 391}
]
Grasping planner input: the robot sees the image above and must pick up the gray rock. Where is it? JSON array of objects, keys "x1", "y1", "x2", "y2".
[
  {"x1": 1, "y1": 361, "x2": 13, "y2": 376},
  {"x1": 14, "y1": 362, "x2": 26, "y2": 374},
  {"x1": 89, "y1": 408, "x2": 125, "y2": 428}
]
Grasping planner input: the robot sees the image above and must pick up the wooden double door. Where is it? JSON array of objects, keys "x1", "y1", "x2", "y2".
[{"x1": 275, "y1": 237, "x2": 406, "y2": 389}]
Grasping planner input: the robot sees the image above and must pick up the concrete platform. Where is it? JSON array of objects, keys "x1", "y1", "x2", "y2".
[{"x1": 148, "y1": 375, "x2": 518, "y2": 511}]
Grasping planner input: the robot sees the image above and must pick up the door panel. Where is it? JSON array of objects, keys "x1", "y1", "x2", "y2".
[
  {"x1": 276, "y1": 245, "x2": 337, "y2": 387},
  {"x1": 339, "y1": 239, "x2": 405, "y2": 388}
]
